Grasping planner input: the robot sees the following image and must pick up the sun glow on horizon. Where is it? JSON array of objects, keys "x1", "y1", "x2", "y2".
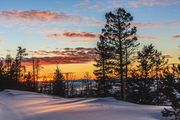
[
  {"x1": 24, "y1": 61, "x2": 96, "y2": 80},
  {"x1": 0, "y1": 0, "x2": 179, "y2": 81}
]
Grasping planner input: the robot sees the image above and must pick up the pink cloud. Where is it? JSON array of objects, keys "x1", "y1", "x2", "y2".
[
  {"x1": 1, "y1": 10, "x2": 179, "y2": 29},
  {"x1": 133, "y1": 21, "x2": 180, "y2": 28},
  {"x1": 46, "y1": 30, "x2": 98, "y2": 39},
  {"x1": 0, "y1": 39, "x2": 5, "y2": 45},
  {"x1": 69, "y1": 40, "x2": 94, "y2": 43},
  {"x1": 172, "y1": 34, "x2": 180, "y2": 39},
  {"x1": 137, "y1": 35, "x2": 158, "y2": 40},
  {"x1": 0, "y1": 10, "x2": 103, "y2": 26},
  {"x1": 24, "y1": 47, "x2": 96, "y2": 65},
  {"x1": 76, "y1": 0, "x2": 123, "y2": 11},
  {"x1": 47, "y1": 34, "x2": 61, "y2": 38},
  {"x1": 63, "y1": 32, "x2": 96, "y2": 38},
  {"x1": 28, "y1": 47, "x2": 96, "y2": 57},
  {"x1": 0, "y1": 10, "x2": 81, "y2": 24},
  {"x1": 77, "y1": 0, "x2": 89, "y2": 6}
]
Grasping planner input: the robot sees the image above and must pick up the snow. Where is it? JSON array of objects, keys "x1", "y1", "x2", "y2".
[{"x1": 0, "y1": 90, "x2": 167, "y2": 120}]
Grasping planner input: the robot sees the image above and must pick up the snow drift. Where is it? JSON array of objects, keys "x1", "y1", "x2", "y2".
[{"x1": 0, "y1": 90, "x2": 167, "y2": 120}]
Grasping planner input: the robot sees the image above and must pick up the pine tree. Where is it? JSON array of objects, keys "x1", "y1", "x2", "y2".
[
  {"x1": 161, "y1": 64, "x2": 180, "y2": 119},
  {"x1": 53, "y1": 66, "x2": 65, "y2": 97},
  {"x1": 152, "y1": 49, "x2": 168, "y2": 104},
  {"x1": 103, "y1": 8, "x2": 139, "y2": 99},
  {"x1": 126, "y1": 69, "x2": 154, "y2": 104},
  {"x1": 4, "y1": 55, "x2": 16, "y2": 89},
  {"x1": 94, "y1": 35, "x2": 114, "y2": 97},
  {"x1": 24, "y1": 72, "x2": 34, "y2": 91},
  {"x1": 15, "y1": 46, "x2": 28, "y2": 82},
  {"x1": 0, "y1": 59, "x2": 5, "y2": 90},
  {"x1": 127, "y1": 44, "x2": 160, "y2": 104},
  {"x1": 137, "y1": 44, "x2": 157, "y2": 78}
]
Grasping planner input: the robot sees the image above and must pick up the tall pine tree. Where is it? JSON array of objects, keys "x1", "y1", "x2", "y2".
[{"x1": 103, "y1": 8, "x2": 139, "y2": 99}]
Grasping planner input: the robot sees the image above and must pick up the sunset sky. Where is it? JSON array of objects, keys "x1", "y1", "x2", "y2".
[{"x1": 0, "y1": 0, "x2": 180, "y2": 79}]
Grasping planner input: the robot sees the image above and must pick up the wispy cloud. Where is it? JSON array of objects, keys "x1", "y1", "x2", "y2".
[
  {"x1": 0, "y1": 39, "x2": 5, "y2": 45},
  {"x1": 76, "y1": 0, "x2": 123, "y2": 11},
  {"x1": 46, "y1": 30, "x2": 98, "y2": 39},
  {"x1": 63, "y1": 31, "x2": 97, "y2": 38},
  {"x1": 133, "y1": 21, "x2": 180, "y2": 28},
  {"x1": 47, "y1": 34, "x2": 61, "y2": 38},
  {"x1": 0, "y1": 10, "x2": 81, "y2": 24},
  {"x1": 24, "y1": 47, "x2": 96, "y2": 65},
  {"x1": 137, "y1": 35, "x2": 158, "y2": 40},
  {"x1": 129, "y1": 0, "x2": 179, "y2": 8},
  {"x1": 60, "y1": 39, "x2": 96, "y2": 44},
  {"x1": 68, "y1": 39, "x2": 94, "y2": 43},
  {"x1": 28, "y1": 47, "x2": 96, "y2": 57},
  {"x1": 1, "y1": 10, "x2": 179, "y2": 29},
  {"x1": 172, "y1": 34, "x2": 180, "y2": 39},
  {"x1": 0, "y1": 10, "x2": 103, "y2": 26},
  {"x1": 77, "y1": 0, "x2": 179, "y2": 10}
]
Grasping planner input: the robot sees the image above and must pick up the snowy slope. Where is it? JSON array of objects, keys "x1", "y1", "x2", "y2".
[{"x1": 0, "y1": 90, "x2": 167, "y2": 120}]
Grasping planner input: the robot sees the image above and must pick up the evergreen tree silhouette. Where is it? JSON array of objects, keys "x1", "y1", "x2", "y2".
[
  {"x1": 15, "y1": 46, "x2": 28, "y2": 83},
  {"x1": 161, "y1": 63, "x2": 180, "y2": 119},
  {"x1": 0, "y1": 58, "x2": 5, "y2": 90},
  {"x1": 152, "y1": 49, "x2": 168, "y2": 104},
  {"x1": 53, "y1": 66, "x2": 65, "y2": 97},
  {"x1": 94, "y1": 8, "x2": 139, "y2": 99},
  {"x1": 127, "y1": 44, "x2": 165, "y2": 104},
  {"x1": 94, "y1": 35, "x2": 114, "y2": 97},
  {"x1": 104, "y1": 8, "x2": 139, "y2": 99}
]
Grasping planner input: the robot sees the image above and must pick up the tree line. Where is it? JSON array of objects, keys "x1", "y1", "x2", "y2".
[
  {"x1": 0, "y1": 48, "x2": 96, "y2": 97},
  {"x1": 94, "y1": 8, "x2": 179, "y2": 119},
  {"x1": 0, "y1": 8, "x2": 179, "y2": 119}
]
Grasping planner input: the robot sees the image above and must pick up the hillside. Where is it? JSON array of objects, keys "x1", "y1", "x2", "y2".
[{"x1": 0, "y1": 90, "x2": 167, "y2": 120}]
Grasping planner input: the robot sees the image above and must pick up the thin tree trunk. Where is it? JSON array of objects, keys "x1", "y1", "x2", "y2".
[
  {"x1": 124, "y1": 46, "x2": 128, "y2": 100},
  {"x1": 102, "y1": 58, "x2": 106, "y2": 97},
  {"x1": 32, "y1": 58, "x2": 36, "y2": 88},
  {"x1": 118, "y1": 18, "x2": 124, "y2": 100}
]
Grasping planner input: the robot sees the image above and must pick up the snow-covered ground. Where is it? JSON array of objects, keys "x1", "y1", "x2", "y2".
[{"x1": 0, "y1": 90, "x2": 167, "y2": 120}]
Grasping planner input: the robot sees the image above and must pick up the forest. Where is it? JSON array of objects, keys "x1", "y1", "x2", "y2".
[{"x1": 0, "y1": 8, "x2": 179, "y2": 120}]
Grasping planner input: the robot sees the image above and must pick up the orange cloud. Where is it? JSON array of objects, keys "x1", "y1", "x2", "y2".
[
  {"x1": 23, "y1": 54, "x2": 96, "y2": 66},
  {"x1": 0, "y1": 10, "x2": 81, "y2": 24},
  {"x1": 0, "y1": 10, "x2": 103, "y2": 27},
  {"x1": 46, "y1": 30, "x2": 98, "y2": 39},
  {"x1": 26, "y1": 48, "x2": 96, "y2": 64},
  {"x1": 47, "y1": 34, "x2": 61, "y2": 38},
  {"x1": 63, "y1": 32, "x2": 96, "y2": 38}
]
